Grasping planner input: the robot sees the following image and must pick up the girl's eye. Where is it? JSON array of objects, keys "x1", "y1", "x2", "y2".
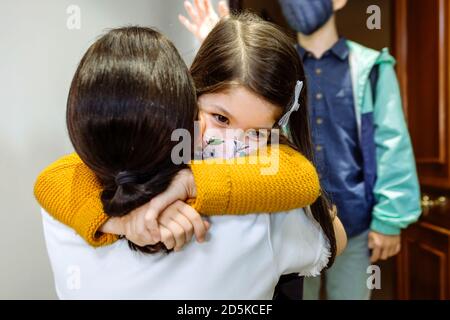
[{"x1": 213, "y1": 114, "x2": 229, "y2": 125}]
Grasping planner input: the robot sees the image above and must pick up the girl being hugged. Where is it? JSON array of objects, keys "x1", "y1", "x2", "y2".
[{"x1": 35, "y1": 14, "x2": 346, "y2": 299}]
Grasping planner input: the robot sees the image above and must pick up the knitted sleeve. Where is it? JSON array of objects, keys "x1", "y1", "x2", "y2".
[
  {"x1": 34, "y1": 145, "x2": 320, "y2": 247},
  {"x1": 34, "y1": 153, "x2": 118, "y2": 247},
  {"x1": 189, "y1": 144, "x2": 320, "y2": 214}
]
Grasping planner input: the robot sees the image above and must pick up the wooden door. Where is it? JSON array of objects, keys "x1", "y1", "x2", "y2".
[{"x1": 394, "y1": 0, "x2": 450, "y2": 300}]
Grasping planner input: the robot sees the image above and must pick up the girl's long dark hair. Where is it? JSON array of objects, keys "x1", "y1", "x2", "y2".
[
  {"x1": 190, "y1": 13, "x2": 337, "y2": 267},
  {"x1": 66, "y1": 26, "x2": 197, "y2": 253}
]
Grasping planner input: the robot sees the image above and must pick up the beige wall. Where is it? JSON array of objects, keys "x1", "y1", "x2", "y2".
[{"x1": 0, "y1": 0, "x2": 212, "y2": 299}]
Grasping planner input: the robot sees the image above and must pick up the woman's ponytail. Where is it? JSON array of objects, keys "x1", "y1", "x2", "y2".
[{"x1": 100, "y1": 165, "x2": 187, "y2": 254}]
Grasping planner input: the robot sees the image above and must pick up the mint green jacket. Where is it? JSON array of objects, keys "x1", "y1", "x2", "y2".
[{"x1": 347, "y1": 40, "x2": 422, "y2": 235}]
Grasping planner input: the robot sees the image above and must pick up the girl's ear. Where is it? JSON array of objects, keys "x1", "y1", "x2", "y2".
[{"x1": 332, "y1": 0, "x2": 348, "y2": 12}]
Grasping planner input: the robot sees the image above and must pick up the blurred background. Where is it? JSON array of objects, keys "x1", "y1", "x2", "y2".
[{"x1": 0, "y1": 0, "x2": 449, "y2": 299}]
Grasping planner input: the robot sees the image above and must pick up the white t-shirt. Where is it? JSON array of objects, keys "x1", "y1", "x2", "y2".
[{"x1": 42, "y1": 207, "x2": 330, "y2": 300}]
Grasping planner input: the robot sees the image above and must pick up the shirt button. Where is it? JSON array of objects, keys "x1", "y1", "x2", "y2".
[
  {"x1": 316, "y1": 145, "x2": 323, "y2": 152},
  {"x1": 316, "y1": 118, "x2": 323, "y2": 125},
  {"x1": 315, "y1": 68, "x2": 322, "y2": 75},
  {"x1": 316, "y1": 93, "x2": 323, "y2": 100}
]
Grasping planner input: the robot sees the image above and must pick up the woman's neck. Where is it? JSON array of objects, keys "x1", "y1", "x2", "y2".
[{"x1": 297, "y1": 16, "x2": 339, "y2": 59}]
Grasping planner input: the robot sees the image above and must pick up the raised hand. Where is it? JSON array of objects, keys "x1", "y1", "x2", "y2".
[{"x1": 178, "y1": 0, "x2": 230, "y2": 42}]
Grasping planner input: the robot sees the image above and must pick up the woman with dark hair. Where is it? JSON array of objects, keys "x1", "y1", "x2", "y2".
[
  {"x1": 37, "y1": 25, "x2": 344, "y2": 299},
  {"x1": 65, "y1": 26, "x2": 199, "y2": 253}
]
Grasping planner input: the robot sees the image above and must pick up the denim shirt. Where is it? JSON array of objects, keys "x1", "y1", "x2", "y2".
[{"x1": 297, "y1": 38, "x2": 371, "y2": 237}]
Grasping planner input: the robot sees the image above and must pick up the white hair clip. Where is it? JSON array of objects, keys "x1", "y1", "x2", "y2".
[{"x1": 278, "y1": 80, "x2": 304, "y2": 128}]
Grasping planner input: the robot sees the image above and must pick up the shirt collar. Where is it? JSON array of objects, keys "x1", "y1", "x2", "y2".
[{"x1": 297, "y1": 37, "x2": 349, "y2": 61}]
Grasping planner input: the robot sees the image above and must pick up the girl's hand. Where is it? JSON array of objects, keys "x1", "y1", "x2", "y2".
[
  {"x1": 100, "y1": 205, "x2": 159, "y2": 247},
  {"x1": 178, "y1": 0, "x2": 229, "y2": 42},
  {"x1": 139, "y1": 169, "x2": 197, "y2": 242},
  {"x1": 158, "y1": 200, "x2": 210, "y2": 251},
  {"x1": 100, "y1": 169, "x2": 204, "y2": 248},
  {"x1": 100, "y1": 200, "x2": 210, "y2": 250}
]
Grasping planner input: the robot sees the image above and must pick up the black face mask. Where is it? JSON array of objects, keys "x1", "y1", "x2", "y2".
[{"x1": 278, "y1": 0, "x2": 334, "y2": 35}]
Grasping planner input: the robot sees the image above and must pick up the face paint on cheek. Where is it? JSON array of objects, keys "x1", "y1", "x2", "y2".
[
  {"x1": 199, "y1": 130, "x2": 270, "y2": 160},
  {"x1": 201, "y1": 135, "x2": 250, "y2": 159}
]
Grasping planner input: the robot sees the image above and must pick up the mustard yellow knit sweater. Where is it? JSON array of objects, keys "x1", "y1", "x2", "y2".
[{"x1": 34, "y1": 145, "x2": 320, "y2": 247}]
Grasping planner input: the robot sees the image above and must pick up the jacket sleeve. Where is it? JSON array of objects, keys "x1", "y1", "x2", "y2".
[
  {"x1": 34, "y1": 144, "x2": 320, "y2": 247},
  {"x1": 371, "y1": 62, "x2": 422, "y2": 235}
]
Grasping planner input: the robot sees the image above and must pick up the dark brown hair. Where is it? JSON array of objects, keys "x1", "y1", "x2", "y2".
[
  {"x1": 66, "y1": 26, "x2": 197, "y2": 253},
  {"x1": 190, "y1": 13, "x2": 337, "y2": 267}
]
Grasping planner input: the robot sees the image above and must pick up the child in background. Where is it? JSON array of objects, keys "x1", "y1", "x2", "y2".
[{"x1": 277, "y1": 0, "x2": 421, "y2": 299}]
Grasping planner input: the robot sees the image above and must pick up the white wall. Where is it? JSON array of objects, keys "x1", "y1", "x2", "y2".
[{"x1": 0, "y1": 0, "x2": 215, "y2": 299}]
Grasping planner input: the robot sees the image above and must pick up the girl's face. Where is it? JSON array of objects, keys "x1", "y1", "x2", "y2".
[{"x1": 198, "y1": 85, "x2": 282, "y2": 142}]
